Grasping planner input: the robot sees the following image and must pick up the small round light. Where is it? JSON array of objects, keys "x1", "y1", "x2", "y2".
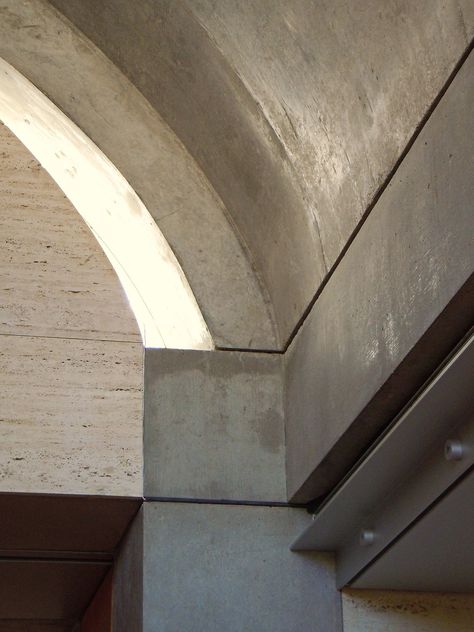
[
  {"x1": 444, "y1": 440, "x2": 463, "y2": 461},
  {"x1": 359, "y1": 529, "x2": 376, "y2": 546}
]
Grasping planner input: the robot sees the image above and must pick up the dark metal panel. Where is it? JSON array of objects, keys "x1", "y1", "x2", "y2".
[
  {"x1": 0, "y1": 559, "x2": 110, "y2": 620},
  {"x1": 352, "y1": 468, "x2": 474, "y2": 591},
  {"x1": 292, "y1": 332, "x2": 474, "y2": 590},
  {"x1": 0, "y1": 494, "x2": 141, "y2": 555},
  {"x1": 0, "y1": 621, "x2": 74, "y2": 631},
  {"x1": 336, "y1": 415, "x2": 474, "y2": 587},
  {"x1": 81, "y1": 570, "x2": 112, "y2": 632}
]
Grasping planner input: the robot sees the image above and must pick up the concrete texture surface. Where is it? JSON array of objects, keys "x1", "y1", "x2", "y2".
[
  {"x1": 342, "y1": 590, "x2": 474, "y2": 632},
  {"x1": 142, "y1": 502, "x2": 342, "y2": 632},
  {"x1": 285, "y1": 49, "x2": 474, "y2": 501},
  {"x1": 0, "y1": 2, "x2": 472, "y2": 630},
  {"x1": 112, "y1": 508, "x2": 143, "y2": 632},
  {"x1": 144, "y1": 349, "x2": 286, "y2": 502},
  {"x1": 48, "y1": 0, "x2": 472, "y2": 345},
  {"x1": 0, "y1": 0, "x2": 277, "y2": 350}
]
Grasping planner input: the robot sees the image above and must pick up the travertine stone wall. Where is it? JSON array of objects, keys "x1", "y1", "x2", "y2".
[
  {"x1": 343, "y1": 590, "x2": 474, "y2": 632},
  {"x1": 0, "y1": 123, "x2": 143, "y2": 496}
]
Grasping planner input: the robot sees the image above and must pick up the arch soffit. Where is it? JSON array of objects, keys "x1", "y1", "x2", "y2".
[
  {"x1": 0, "y1": 0, "x2": 279, "y2": 350},
  {"x1": 0, "y1": 57, "x2": 213, "y2": 350},
  {"x1": 43, "y1": 0, "x2": 472, "y2": 349}
]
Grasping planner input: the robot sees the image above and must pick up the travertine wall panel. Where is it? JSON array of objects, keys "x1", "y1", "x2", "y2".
[
  {"x1": 0, "y1": 123, "x2": 140, "y2": 342},
  {"x1": 343, "y1": 590, "x2": 474, "y2": 632},
  {"x1": 0, "y1": 123, "x2": 143, "y2": 496},
  {"x1": 0, "y1": 334, "x2": 143, "y2": 495}
]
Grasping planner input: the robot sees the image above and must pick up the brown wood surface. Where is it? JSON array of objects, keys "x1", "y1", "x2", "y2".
[{"x1": 81, "y1": 570, "x2": 112, "y2": 632}]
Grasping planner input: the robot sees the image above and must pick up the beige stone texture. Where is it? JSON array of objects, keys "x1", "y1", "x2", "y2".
[
  {"x1": 0, "y1": 123, "x2": 143, "y2": 496},
  {"x1": 343, "y1": 590, "x2": 474, "y2": 632},
  {"x1": 0, "y1": 123, "x2": 140, "y2": 342},
  {"x1": 0, "y1": 334, "x2": 143, "y2": 496}
]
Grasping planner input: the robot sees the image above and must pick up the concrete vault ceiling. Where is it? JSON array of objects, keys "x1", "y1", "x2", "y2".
[{"x1": 0, "y1": 0, "x2": 472, "y2": 350}]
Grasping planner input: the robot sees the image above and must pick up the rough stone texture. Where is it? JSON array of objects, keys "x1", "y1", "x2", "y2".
[
  {"x1": 142, "y1": 502, "x2": 342, "y2": 632},
  {"x1": 144, "y1": 349, "x2": 286, "y2": 502},
  {"x1": 112, "y1": 508, "x2": 143, "y2": 632},
  {"x1": 0, "y1": 0, "x2": 277, "y2": 350},
  {"x1": 0, "y1": 334, "x2": 143, "y2": 495},
  {"x1": 48, "y1": 0, "x2": 472, "y2": 344},
  {"x1": 0, "y1": 125, "x2": 143, "y2": 496},
  {"x1": 342, "y1": 590, "x2": 474, "y2": 632},
  {"x1": 0, "y1": 123, "x2": 140, "y2": 342},
  {"x1": 285, "y1": 49, "x2": 474, "y2": 502}
]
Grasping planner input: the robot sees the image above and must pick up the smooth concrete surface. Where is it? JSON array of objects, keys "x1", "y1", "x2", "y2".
[
  {"x1": 48, "y1": 0, "x2": 472, "y2": 344},
  {"x1": 144, "y1": 349, "x2": 286, "y2": 502},
  {"x1": 0, "y1": 0, "x2": 277, "y2": 350},
  {"x1": 112, "y1": 508, "x2": 143, "y2": 632},
  {"x1": 342, "y1": 590, "x2": 474, "y2": 632},
  {"x1": 142, "y1": 502, "x2": 342, "y2": 632},
  {"x1": 0, "y1": 334, "x2": 143, "y2": 495},
  {"x1": 285, "y1": 49, "x2": 474, "y2": 502},
  {"x1": 0, "y1": 2, "x2": 471, "y2": 631}
]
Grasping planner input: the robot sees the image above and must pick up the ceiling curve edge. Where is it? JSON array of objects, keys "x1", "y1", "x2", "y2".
[{"x1": 0, "y1": 57, "x2": 214, "y2": 350}]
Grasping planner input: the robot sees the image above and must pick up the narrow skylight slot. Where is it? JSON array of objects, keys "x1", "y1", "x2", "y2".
[{"x1": 0, "y1": 57, "x2": 213, "y2": 350}]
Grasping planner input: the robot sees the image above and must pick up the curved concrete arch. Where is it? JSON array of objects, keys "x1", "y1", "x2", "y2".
[
  {"x1": 0, "y1": 121, "x2": 144, "y2": 495},
  {"x1": 0, "y1": 0, "x2": 278, "y2": 350},
  {"x1": 1, "y1": 0, "x2": 471, "y2": 349},
  {"x1": 0, "y1": 57, "x2": 213, "y2": 350},
  {"x1": 47, "y1": 0, "x2": 472, "y2": 345}
]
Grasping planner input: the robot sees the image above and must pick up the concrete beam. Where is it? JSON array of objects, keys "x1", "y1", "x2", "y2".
[
  {"x1": 285, "y1": 49, "x2": 474, "y2": 502},
  {"x1": 142, "y1": 502, "x2": 342, "y2": 632},
  {"x1": 144, "y1": 349, "x2": 286, "y2": 503}
]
